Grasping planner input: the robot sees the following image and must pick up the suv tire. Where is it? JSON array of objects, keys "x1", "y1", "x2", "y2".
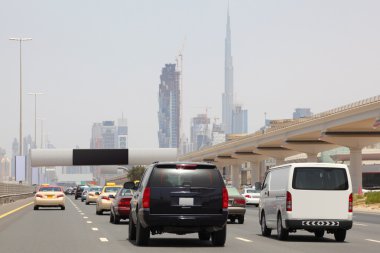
[
  {"x1": 211, "y1": 225, "x2": 226, "y2": 246},
  {"x1": 198, "y1": 232, "x2": 211, "y2": 241},
  {"x1": 128, "y1": 212, "x2": 136, "y2": 240},
  {"x1": 261, "y1": 212, "x2": 272, "y2": 237},
  {"x1": 136, "y1": 216, "x2": 150, "y2": 246}
]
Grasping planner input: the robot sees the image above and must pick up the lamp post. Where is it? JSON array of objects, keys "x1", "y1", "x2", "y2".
[
  {"x1": 37, "y1": 117, "x2": 46, "y2": 184},
  {"x1": 28, "y1": 92, "x2": 43, "y2": 148},
  {"x1": 9, "y1": 37, "x2": 32, "y2": 155}
]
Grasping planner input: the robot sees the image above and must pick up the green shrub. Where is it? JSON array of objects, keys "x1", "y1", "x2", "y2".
[{"x1": 365, "y1": 192, "x2": 380, "y2": 205}]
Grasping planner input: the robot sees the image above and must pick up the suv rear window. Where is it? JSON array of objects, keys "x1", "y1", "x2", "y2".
[
  {"x1": 150, "y1": 167, "x2": 222, "y2": 188},
  {"x1": 292, "y1": 167, "x2": 348, "y2": 190}
]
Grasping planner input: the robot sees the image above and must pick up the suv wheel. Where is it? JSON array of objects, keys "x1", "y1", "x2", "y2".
[
  {"x1": 136, "y1": 215, "x2": 150, "y2": 246},
  {"x1": 110, "y1": 212, "x2": 115, "y2": 223},
  {"x1": 314, "y1": 230, "x2": 325, "y2": 238},
  {"x1": 211, "y1": 225, "x2": 226, "y2": 246},
  {"x1": 128, "y1": 212, "x2": 136, "y2": 240},
  {"x1": 238, "y1": 216, "x2": 244, "y2": 224},
  {"x1": 261, "y1": 212, "x2": 271, "y2": 237},
  {"x1": 334, "y1": 229, "x2": 346, "y2": 242},
  {"x1": 198, "y1": 232, "x2": 211, "y2": 241},
  {"x1": 276, "y1": 214, "x2": 288, "y2": 241}
]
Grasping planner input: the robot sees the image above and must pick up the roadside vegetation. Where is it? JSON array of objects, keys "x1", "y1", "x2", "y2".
[{"x1": 354, "y1": 192, "x2": 380, "y2": 205}]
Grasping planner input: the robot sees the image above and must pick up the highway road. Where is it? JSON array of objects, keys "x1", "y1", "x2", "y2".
[{"x1": 0, "y1": 196, "x2": 379, "y2": 253}]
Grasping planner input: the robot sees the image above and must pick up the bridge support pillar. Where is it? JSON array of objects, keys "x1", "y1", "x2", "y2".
[
  {"x1": 349, "y1": 148, "x2": 363, "y2": 194},
  {"x1": 231, "y1": 164, "x2": 241, "y2": 189}
]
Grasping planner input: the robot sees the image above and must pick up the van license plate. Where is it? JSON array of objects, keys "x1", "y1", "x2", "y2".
[{"x1": 179, "y1": 198, "x2": 194, "y2": 206}]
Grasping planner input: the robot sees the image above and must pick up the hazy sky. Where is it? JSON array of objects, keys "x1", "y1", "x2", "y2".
[{"x1": 1, "y1": 0, "x2": 379, "y2": 155}]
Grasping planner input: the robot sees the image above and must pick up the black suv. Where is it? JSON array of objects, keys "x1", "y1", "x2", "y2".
[
  {"x1": 128, "y1": 162, "x2": 228, "y2": 246},
  {"x1": 74, "y1": 185, "x2": 86, "y2": 200}
]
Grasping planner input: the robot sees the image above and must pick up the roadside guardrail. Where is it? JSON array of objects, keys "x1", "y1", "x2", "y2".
[{"x1": 0, "y1": 182, "x2": 35, "y2": 205}]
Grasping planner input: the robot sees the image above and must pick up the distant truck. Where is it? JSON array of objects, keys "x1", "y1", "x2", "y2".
[{"x1": 259, "y1": 163, "x2": 352, "y2": 242}]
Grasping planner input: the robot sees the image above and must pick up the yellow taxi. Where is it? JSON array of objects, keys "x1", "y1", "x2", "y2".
[
  {"x1": 85, "y1": 186, "x2": 103, "y2": 205},
  {"x1": 34, "y1": 184, "x2": 65, "y2": 210},
  {"x1": 96, "y1": 182, "x2": 122, "y2": 215}
]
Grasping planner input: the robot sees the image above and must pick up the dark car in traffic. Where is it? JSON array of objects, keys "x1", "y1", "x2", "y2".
[
  {"x1": 128, "y1": 162, "x2": 228, "y2": 246},
  {"x1": 109, "y1": 188, "x2": 134, "y2": 224},
  {"x1": 74, "y1": 185, "x2": 86, "y2": 200}
]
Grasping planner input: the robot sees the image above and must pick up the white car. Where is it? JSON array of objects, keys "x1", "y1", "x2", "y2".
[
  {"x1": 34, "y1": 185, "x2": 65, "y2": 210},
  {"x1": 259, "y1": 163, "x2": 353, "y2": 242},
  {"x1": 242, "y1": 188, "x2": 260, "y2": 206}
]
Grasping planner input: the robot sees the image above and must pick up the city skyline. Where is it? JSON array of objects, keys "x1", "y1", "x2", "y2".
[{"x1": 0, "y1": 1, "x2": 379, "y2": 155}]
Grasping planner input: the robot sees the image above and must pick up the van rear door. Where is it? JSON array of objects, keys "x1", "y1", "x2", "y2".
[
  {"x1": 148, "y1": 164, "x2": 224, "y2": 215},
  {"x1": 290, "y1": 167, "x2": 351, "y2": 220}
]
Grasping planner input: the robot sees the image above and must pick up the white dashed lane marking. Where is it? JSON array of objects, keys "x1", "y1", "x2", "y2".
[
  {"x1": 99, "y1": 238, "x2": 109, "y2": 242},
  {"x1": 92, "y1": 228, "x2": 99, "y2": 231},
  {"x1": 83, "y1": 216, "x2": 88, "y2": 219},
  {"x1": 235, "y1": 237, "x2": 253, "y2": 243},
  {"x1": 87, "y1": 221, "x2": 93, "y2": 224},
  {"x1": 354, "y1": 223, "x2": 368, "y2": 227},
  {"x1": 366, "y1": 239, "x2": 380, "y2": 244}
]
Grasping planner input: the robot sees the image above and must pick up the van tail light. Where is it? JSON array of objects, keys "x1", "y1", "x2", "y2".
[
  {"x1": 348, "y1": 193, "x2": 353, "y2": 213},
  {"x1": 36, "y1": 194, "x2": 43, "y2": 198},
  {"x1": 101, "y1": 196, "x2": 110, "y2": 200},
  {"x1": 57, "y1": 194, "x2": 64, "y2": 198},
  {"x1": 119, "y1": 198, "x2": 131, "y2": 208},
  {"x1": 244, "y1": 194, "x2": 251, "y2": 198},
  {"x1": 142, "y1": 187, "x2": 151, "y2": 208},
  {"x1": 234, "y1": 198, "x2": 246, "y2": 205},
  {"x1": 286, "y1": 191, "x2": 292, "y2": 211},
  {"x1": 222, "y1": 187, "x2": 229, "y2": 209}
]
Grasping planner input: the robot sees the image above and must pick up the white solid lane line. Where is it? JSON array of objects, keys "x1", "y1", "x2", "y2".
[
  {"x1": 235, "y1": 237, "x2": 253, "y2": 243},
  {"x1": 92, "y1": 228, "x2": 99, "y2": 231},
  {"x1": 99, "y1": 238, "x2": 109, "y2": 242},
  {"x1": 354, "y1": 223, "x2": 368, "y2": 227},
  {"x1": 366, "y1": 239, "x2": 380, "y2": 243}
]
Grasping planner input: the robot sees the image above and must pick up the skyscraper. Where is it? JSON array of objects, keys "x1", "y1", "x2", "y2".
[
  {"x1": 232, "y1": 105, "x2": 248, "y2": 134},
  {"x1": 222, "y1": 7, "x2": 234, "y2": 134},
  {"x1": 158, "y1": 63, "x2": 181, "y2": 148},
  {"x1": 190, "y1": 114, "x2": 210, "y2": 151}
]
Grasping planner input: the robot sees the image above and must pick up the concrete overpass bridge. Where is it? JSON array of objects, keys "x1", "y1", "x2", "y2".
[{"x1": 179, "y1": 95, "x2": 380, "y2": 193}]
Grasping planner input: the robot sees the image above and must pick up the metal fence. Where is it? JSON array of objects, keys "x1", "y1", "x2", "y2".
[{"x1": 0, "y1": 182, "x2": 35, "y2": 205}]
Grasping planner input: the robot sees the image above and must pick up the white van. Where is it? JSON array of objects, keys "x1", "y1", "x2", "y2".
[{"x1": 259, "y1": 163, "x2": 353, "y2": 242}]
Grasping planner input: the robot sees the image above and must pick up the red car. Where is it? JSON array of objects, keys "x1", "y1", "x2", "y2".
[{"x1": 109, "y1": 188, "x2": 134, "y2": 224}]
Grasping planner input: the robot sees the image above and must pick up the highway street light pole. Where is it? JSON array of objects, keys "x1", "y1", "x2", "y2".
[
  {"x1": 9, "y1": 37, "x2": 32, "y2": 156},
  {"x1": 28, "y1": 92, "x2": 43, "y2": 148}
]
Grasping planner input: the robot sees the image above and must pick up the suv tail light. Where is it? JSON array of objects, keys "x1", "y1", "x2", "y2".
[
  {"x1": 142, "y1": 187, "x2": 151, "y2": 208},
  {"x1": 234, "y1": 198, "x2": 246, "y2": 205},
  {"x1": 222, "y1": 187, "x2": 228, "y2": 209},
  {"x1": 348, "y1": 193, "x2": 353, "y2": 213},
  {"x1": 286, "y1": 191, "x2": 292, "y2": 211},
  {"x1": 119, "y1": 198, "x2": 131, "y2": 208},
  {"x1": 101, "y1": 196, "x2": 110, "y2": 200}
]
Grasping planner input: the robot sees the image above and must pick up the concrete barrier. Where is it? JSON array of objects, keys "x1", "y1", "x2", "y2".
[{"x1": 0, "y1": 182, "x2": 35, "y2": 205}]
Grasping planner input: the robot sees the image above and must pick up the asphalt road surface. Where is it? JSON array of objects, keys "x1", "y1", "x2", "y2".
[{"x1": 0, "y1": 196, "x2": 379, "y2": 253}]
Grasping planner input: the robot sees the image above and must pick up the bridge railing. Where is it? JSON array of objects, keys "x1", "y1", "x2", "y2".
[{"x1": 0, "y1": 182, "x2": 35, "y2": 205}]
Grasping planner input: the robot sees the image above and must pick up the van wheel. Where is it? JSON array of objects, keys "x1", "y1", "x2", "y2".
[
  {"x1": 261, "y1": 212, "x2": 272, "y2": 237},
  {"x1": 211, "y1": 225, "x2": 226, "y2": 246},
  {"x1": 128, "y1": 212, "x2": 136, "y2": 240},
  {"x1": 277, "y1": 214, "x2": 289, "y2": 241},
  {"x1": 238, "y1": 216, "x2": 245, "y2": 224},
  {"x1": 314, "y1": 230, "x2": 325, "y2": 238},
  {"x1": 334, "y1": 229, "x2": 346, "y2": 242},
  {"x1": 198, "y1": 232, "x2": 211, "y2": 241},
  {"x1": 136, "y1": 216, "x2": 150, "y2": 246}
]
